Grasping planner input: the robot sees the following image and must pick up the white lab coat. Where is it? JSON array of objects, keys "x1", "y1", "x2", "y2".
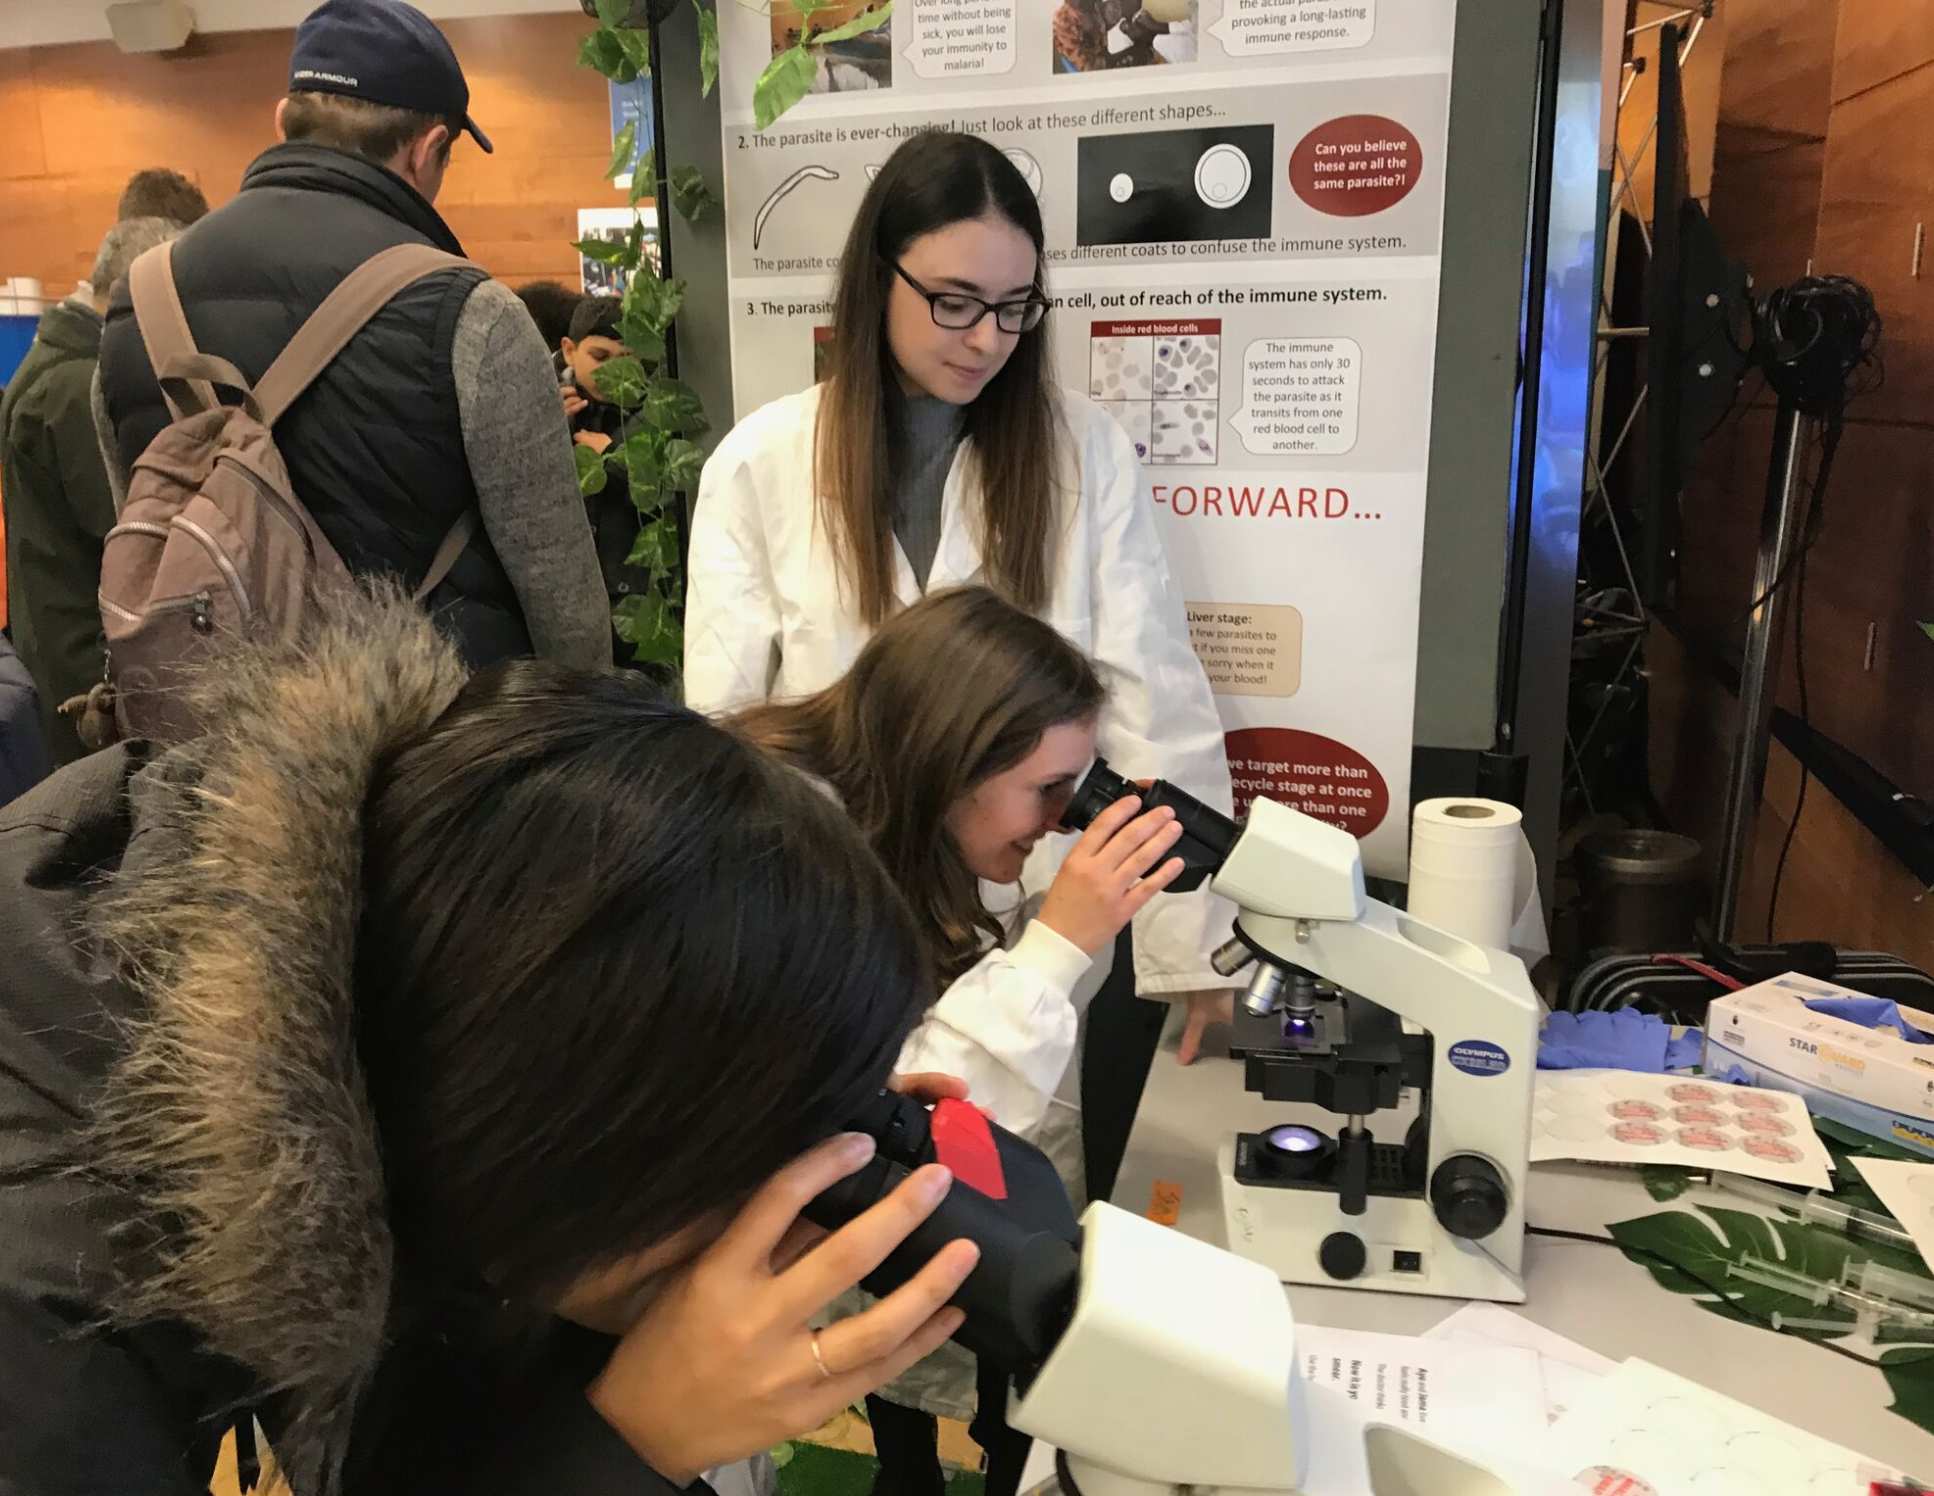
[
  {"x1": 689, "y1": 383, "x2": 1231, "y2": 1423},
  {"x1": 685, "y1": 382, "x2": 1236, "y2": 1002}
]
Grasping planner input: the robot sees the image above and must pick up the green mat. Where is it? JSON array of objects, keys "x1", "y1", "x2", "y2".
[{"x1": 774, "y1": 1443, "x2": 987, "y2": 1496}]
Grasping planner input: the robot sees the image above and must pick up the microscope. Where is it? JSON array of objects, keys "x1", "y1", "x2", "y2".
[
  {"x1": 808, "y1": 1090, "x2": 1517, "y2": 1496},
  {"x1": 1061, "y1": 761, "x2": 1541, "y2": 1302}
]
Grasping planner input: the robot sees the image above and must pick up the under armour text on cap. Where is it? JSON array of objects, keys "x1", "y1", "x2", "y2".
[{"x1": 289, "y1": 0, "x2": 495, "y2": 153}]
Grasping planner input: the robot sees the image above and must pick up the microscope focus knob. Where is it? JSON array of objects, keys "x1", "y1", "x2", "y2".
[
  {"x1": 1429, "y1": 1155, "x2": 1509, "y2": 1240},
  {"x1": 1319, "y1": 1231, "x2": 1367, "y2": 1280}
]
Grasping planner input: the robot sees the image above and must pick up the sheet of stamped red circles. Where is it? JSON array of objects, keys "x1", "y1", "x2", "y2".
[{"x1": 1531, "y1": 1069, "x2": 1834, "y2": 1188}]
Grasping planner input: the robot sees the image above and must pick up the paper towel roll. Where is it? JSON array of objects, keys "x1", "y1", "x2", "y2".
[{"x1": 1407, "y1": 798, "x2": 1532, "y2": 954}]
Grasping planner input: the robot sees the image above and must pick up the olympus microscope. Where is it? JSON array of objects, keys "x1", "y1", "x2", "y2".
[
  {"x1": 809, "y1": 1092, "x2": 1518, "y2": 1496},
  {"x1": 1061, "y1": 761, "x2": 1541, "y2": 1303}
]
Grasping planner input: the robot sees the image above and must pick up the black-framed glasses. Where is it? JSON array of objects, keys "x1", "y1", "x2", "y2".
[{"x1": 891, "y1": 262, "x2": 1048, "y2": 334}]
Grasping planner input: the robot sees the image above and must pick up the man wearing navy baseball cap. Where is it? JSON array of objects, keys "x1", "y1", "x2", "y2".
[{"x1": 94, "y1": 0, "x2": 610, "y2": 674}]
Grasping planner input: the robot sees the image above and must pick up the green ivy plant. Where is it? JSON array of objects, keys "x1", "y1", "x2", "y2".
[
  {"x1": 573, "y1": 0, "x2": 726, "y2": 667},
  {"x1": 570, "y1": 1, "x2": 891, "y2": 664},
  {"x1": 753, "y1": 1, "x2": 895, "y2": 130}
]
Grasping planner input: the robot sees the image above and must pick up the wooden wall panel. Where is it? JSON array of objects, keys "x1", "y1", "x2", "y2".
[
  {"x1": 0, "y1": 49, "x2": 47, "y2": 181},
  {"x1": 1650, "y1": 0, "x2": 1934, "y2": 973},
  {"x1": 1649, "y1": 626, "x2": 1934, "y2": 969},
  {"x1": 1743, "y1": 738, "x2": 1934, "y2": 966},
  {"x1": 1832, "y1": 4, "x2": 1934, "y2": 106},
  {"x1": 1708, "y1": 129, "x2": 1823, "y2": 299},
  {"x1": 0, "y1": 13, "x2": 626, "y2": 299},
  {"x1": 1789, "y1": 425, "x2": 1934, "y2": 797},
  {"x1": 1719, "y1": 0, "x2": 1836, "y2": 140},
  {"x1": 1811, "y1": 69, "x2": 1934, "y2": 427}
]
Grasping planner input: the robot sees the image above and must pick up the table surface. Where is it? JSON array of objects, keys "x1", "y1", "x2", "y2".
[{"x1": 1100, "y1": 1011, "x2": 1934, "y2": 1479}]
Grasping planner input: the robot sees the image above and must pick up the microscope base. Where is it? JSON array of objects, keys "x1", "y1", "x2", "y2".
[{"x1": 1217, "y1": 1139, "x2": 1526, "y2": 1303}]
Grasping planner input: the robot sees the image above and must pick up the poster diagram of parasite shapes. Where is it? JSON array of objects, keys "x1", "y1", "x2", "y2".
[{"x1": 714, "y1": 0, "x2": 1458, "y2": 877}]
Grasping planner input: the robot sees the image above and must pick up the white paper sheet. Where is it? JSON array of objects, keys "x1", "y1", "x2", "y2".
[
  {"x1": 1294, "y1": 1325, "x2": 1552, "y2": 1495},
  {"x1": 1423, "y1": 1303, "x2": 1615, "y2": 1424},
  {"x1": 1543, "y1": 1358, "x2": 1901, "y2": 1495},
  {"x1": 1019, "y1": 1324, "x2": 1556, "y2": 1495},
  {"x1": 1532, "y1": 1070, "x2": 1833, "y2": 1188},
  {"x1": 1850, "y1": 1155, "x2": 1934, "y2": 1273}
]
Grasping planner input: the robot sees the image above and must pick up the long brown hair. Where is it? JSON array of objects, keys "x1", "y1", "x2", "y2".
[
  {"x1": 730, "y1": 587, "x2": 1104, "y2": 983},
  {"x1": 815, "y1": 130, "x2": 1062, "y2": 626}
]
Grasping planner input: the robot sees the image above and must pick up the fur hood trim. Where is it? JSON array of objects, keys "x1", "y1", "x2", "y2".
[{"x1": 92, "y1": 585, "x2": 468, "y2": 1491}]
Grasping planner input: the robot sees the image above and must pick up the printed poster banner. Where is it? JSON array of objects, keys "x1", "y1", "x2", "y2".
[{"x1": 714, "y1": 0, "x2": 1458, "y2": 877}]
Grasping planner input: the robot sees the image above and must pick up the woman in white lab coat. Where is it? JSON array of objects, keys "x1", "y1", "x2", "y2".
[
  {"x1": 729, "y1": 586, "x2": 1188, "y2": 1496},
  {"x1": 685, "y1": 127, "x2": 1236, "y2": 1134}
]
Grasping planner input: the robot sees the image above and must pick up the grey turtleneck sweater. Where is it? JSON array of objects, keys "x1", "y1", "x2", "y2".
[{"x1": 891, "y1": 393, "x2": 966, "y2": 591}]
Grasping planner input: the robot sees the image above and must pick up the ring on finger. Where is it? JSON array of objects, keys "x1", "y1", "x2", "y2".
[{"x1": 809, "y1": 1328, "x2": 834, "y2": 1382}]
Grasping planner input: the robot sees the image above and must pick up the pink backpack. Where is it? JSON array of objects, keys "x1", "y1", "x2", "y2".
[{"x1": 71, "y1": 239, "x2": 482, "y2": 749}]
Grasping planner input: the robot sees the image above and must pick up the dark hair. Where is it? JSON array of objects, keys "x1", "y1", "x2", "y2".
[
  {"x1": 732, "y1": 587, "x2": 1103, "y2": 982},
  {"x1": 87, "y1": 587, "x2": 932, "y2": 1495},
  {"x1": 358, "y1": 663, "x2": 931, "y2": 1301},
  {"x1": 568, "y1": 293, "x2": 625, "y2": 344},
  {"x1": 282, "y1": 89, "x2": 461, "y2": 166},
  {"x1": 816, "y1": 130, "x2": 1061, "y2": 627},
  {"x1": 117, "y1": 168, "x2": 209, "y2": 225},
  {"x1": 515, "y1": 279, "x2": 580, "y2": 350}
]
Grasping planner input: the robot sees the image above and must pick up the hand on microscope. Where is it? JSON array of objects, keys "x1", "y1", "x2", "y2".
[
  {"x1": 585, "y1": 1132, "x2": 981, "y2": 1485},
  {"x1": 1037, "y1": 794, "x2": 1187, "y2": 956}
]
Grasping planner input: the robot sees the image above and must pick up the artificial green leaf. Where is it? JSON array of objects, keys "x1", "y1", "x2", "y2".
[
  {"x1": 1640, "y1": 1165, "x2": 1696, "y2": 1203},
  {"x1": 617, "y1": 427, "x2": 666, "y2": 490},
  {"x1": 605, "y1": 119, "x2": 638, "y2": 182},
  {"x1": 753, "y1": 43, "x2": 817, "y2": 132},
  {"x1": 591, "y1": 355, "x2": 651, "y2": 409},
  {"x1": 1880, "y1": 1348, "x2": 1934, "y2": 1436},
  {"x1": 663, "y1": 436, "x2": 705, "y2": 491},
  {"x1": 622, "y1": 322, "x2": 667, "y2": 367},
  {"x1": 572, "y1": 236, "x2": 632, "y2": 267},
  {"x1": 645, "y1": 375, "x2": 708, "y2": 437},
  {"x1": 1606, "y1": 1204, "x2": 1934, "y2": 1339},
  {"x1": 810, "y1": 1, "x2": 893, "y2": 44},
  {"x1": 594, "y1": 0, "x2": 631, "y2": 26},
  {"x1": 578, "y1": 28, "x2": 638, "y2": 82},
  {"x1": 614, "y1": 589, "x2": 682, "y2": 666},
  {"x1": 626, "y1": 516, "x2": 678, "y2": 571},
  {"x1": 622, "y1": 266, "x2": 684, "y2": 339},
  {"x1": 615, "y1": 25, "x2": 653, "y2": 74},
  {"x1": 1918, "y1": 621, "x2": 1934, "y2": 643},
  {"x1": 630, "y1": 145, "x2": 658, "y2": 205},
  {"x1": 574, "y1": 443, "x2": 609, "y2": 497},
  {"x1": 696, "y1": 3, "x2": 721, "y2": 97},
  {"x1": 670, "y1": 164, "x2": 719, "y2": 224}
]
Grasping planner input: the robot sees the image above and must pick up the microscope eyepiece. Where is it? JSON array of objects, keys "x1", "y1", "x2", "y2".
[{"x1": 1059, "y1": 756, "x2": 1240, "y2": 892}]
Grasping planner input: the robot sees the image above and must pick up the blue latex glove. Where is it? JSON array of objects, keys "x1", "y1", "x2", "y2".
[
  {"x1": 1802, "y1": 996, "x2": 1933, "y2": 1044},
  {"x1": 1664, "y1": 1029, "x2": 1705, "y2": 1070},
  {"x1": 1539, "y1": 1008, "x2": 1671, "y2": 1071}
]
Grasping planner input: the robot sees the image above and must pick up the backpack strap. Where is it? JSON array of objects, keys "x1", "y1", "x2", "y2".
[
  {"x1": 254, "y1": 243, "x2": 483, "y2": 426},
  {"x1": 128, "y1": 240, "x2": 218, "y2": 420},
  {"x1": 412, "y1": 508, "x2": 479, "y2": 605}
]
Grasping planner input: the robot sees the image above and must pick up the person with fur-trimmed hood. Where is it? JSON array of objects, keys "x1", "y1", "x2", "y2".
[{"x1": 0, "y1": 585, "x2": 981, "y2": 1494}]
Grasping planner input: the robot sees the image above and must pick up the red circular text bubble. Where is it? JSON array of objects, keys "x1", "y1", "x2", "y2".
[
  {"x1": 1225, "y1": 727, "x2": 1390, "y2": 839},
  {"x1": 1289, "y1": 114, "x2": 1423, "y2": 217}
]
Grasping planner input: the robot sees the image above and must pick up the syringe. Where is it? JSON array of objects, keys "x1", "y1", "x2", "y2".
[
  {"x1": 1710, "y1": 1171, "x2": 1916, "y2": 1250},
  {"x1": 1726, "y1": 1253, "x2": 1934, "y2": 1335}
]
